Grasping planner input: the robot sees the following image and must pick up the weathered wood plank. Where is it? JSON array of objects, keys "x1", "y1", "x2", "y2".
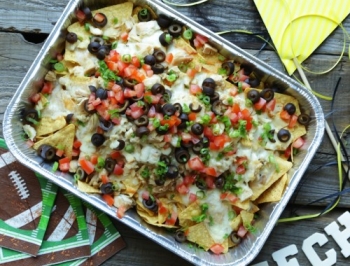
[{"x1": 0, "y1": 0, "x2": 349, "y2": 55}]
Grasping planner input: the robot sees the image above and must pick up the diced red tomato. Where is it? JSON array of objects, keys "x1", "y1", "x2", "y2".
[
  {"x1": 59, "y1": 157, "x2": 70, "y2": 165},
  {"x1": 188, "y1": 157, "x2": 205, "y2": 171},
  {"x1": 176, "y1": 183, "x2": 189, "y2": 195},
  {"x1": 120, "y1": 32, "x2": 129, "y2": 42},
  {"x1": 110, "y1": 150, "x2": 121, "y2": 160},
  {"x1": 212, "y1": 134, "x2": 230, "y2": 149},
  {"x1": 232, "y1": 103, "x2": 241, "y2": 114},
  {"x1": 59, "y1": 163, "x2": 70, "y2": 172},
  {"x1": 189, "y1": 84, "x2": 202, "y2": 95},
  {"x1": 253, "y1": 97, "x2": 267, "y2": 111},
  {"x1": 188, "y1": 193, "x2": 197, "y2": 203},
  {"x1": 194, "y1": 33, "x2": 209, "y2": 48},
  {"x1": 72, "y1": 149, "x2": 80, "y2": 157},
  {"x1": 76, "y1": 9, "x2": 86, "y2": 22},
  {"x1": 203, "y1": 126, "x2": 214, "y2": 140},
  {"x1": 56, "y1": 149, "x2": 64, "y2": 157},
  {"x1": 266, "y1": 98, "x2": 276, "y2": 112},
  {"x1": 230, "y1": 86, "x2": 238, "y2": 96},
  {"x1": 123, "y1": 88, "x2": 137, "y2": 98},
  {"x1": 237, "y1": 68, "x2": 250, "y2": 82},
  {"x1": 90, "y1": 155, "x2": 98, "y2": 164},
  {"x1": 188, "y1": 112, "x2": 197, "y2": 121},
  {"x1": 221, "y1": 192, "x2": 238, "y2": 203},
  {"x1": 141, "y1": 190, "x2": 150, "y2": 200},
  {"x1": 289, "y1": 114, "x2": 298, "y2": 128},
  {"x1": 131, "y1": 56, "x2": 141, "y2": 68},
  {"x1": 284, "y1": 144, "x2": 292, "y2": 159},
  {"x1": 237, "y1": 225, "x2": 248, "y2": 238},
  {"x1": 187, "y1": 68, "x2": 198, "y2": 78},
  {"x1": 280, "y1": 110, "x2": 291, "y2": 121},
  {"x1": 146, "y1": 70, "x2": 154, "y2": 77},
  {"x1": 205, "y1": 176, "x2": 215, "y2": 189},
  {"x1": 165, "y1": 211, "x2": 178, "y2": 226},
  {"x1": 106, "y1": 60, "x2": 119, "y2": 71},
  {"x1": 210, "y1": 244, "x2": 225, "y2": 255},
  {"x1": 203, "y1": 167, "x2": 217, "y2": 177},
  {"x1": 240, "y1": 108, "x2": 251, "y2": 120},
  {"x1": 79, "y1": 158, "x2": 95, "y2": 175},
  {"x1": 30, "y1": 93, "x2": 41, "y2": 103},
  {"x1": 184, "y1": 175, "x2": 196, "y2": 186},
  {"x1": 116, "y1": 205, "x2": 126, "y2": 218},
  {"x1": 163, "y1": 134, "x2": 172, "y2": 142},
  {"x1": 107, "y1": 50, "x2": 119, "y2": 62},
  {"x1": 166, "y1": 53, "x2": 174, "y2": 64},
  {"x1": 236, "y1": 164, "x2": 246, "y2": 175},
  {"x1": 101, "y1": 174, "x2": 109, "y2": 184},
  {"x1": 115, "y1": 90, "x2": 125, "y2": 104},
  {"x1": 26, "y1": 139, "x2": 34, "y2": 147},
  {"x1": 41, "y1": 82, "x2": 53, "y2": 94},
  {"x1": 113, "y1": 164, "x2": 124, "y2": 176},
  {"x1": 103, "y1": 194, "x2": 115, "y2": 207},
  {"x1": 73, "y1": 140, "x2": 82, "y2": 149},
  {"x1": 293, "y1": 137, "x2": 305, "y2": 149},
  {"x1": 134, "y1": 82, "x2": 145, "y2": 98}
]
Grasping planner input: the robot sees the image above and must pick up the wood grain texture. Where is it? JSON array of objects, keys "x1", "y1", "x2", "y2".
[{"x1": 1, "y1": 0, "x2": 350, "y2": 265}]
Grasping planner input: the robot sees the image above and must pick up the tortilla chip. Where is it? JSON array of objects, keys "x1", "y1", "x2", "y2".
[
  {"x1": 178, "y1": 202, "x2": 201, "y2": 228},
  {"x1": 77, "y1": 180, "x2": 101, "y2": 194},
  {"x1": 158, "y1": 198, "x2": 170, "y2": 224},
  {"x1": 36, "y1": 116, "x2": 66, "y2": 136},
  {"x1": 230, "y1": 214, "x2": 242, "y2": 231},
  {"x1": 250, "y1": 156, "x2": 292, "y2": 200},
  {"x1": 136, "y1": 199, "x2": 156, "y2": 217},
  {"x1": 186, "y1": 222, "x2": 215, "y2": 251},
  {"x1": 137, "y1": 203, "x2": 178, "y2": 228},
  {"x1": 240, "y1": 210, "x2": 254, "y2": 226},
  {"x1": 121, "y1": 175, "x2": 140, "y2": 197},
  {"x1": 255, "y1": 174, "x2": 288, "y2": 204},
  {"x1": 33, "y1": 124, "x2": 75, "y2": 159}
]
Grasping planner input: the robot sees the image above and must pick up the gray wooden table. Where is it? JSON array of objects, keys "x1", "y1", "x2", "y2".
[{"x1": 1, "y1": 1, "x2": 350, "y2": 265}]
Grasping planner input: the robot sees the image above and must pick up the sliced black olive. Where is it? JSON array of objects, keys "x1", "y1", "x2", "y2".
[
  {"x1": 152, "y1": 63, "x2": 165, "y2": 74},
  {"x1": 138, "y1": 8, "x2": 152, "y2": 22},
  {"x1": 247, "y1": 89, "x2": 260, "y2": 104},
  {"x1": 175, "y1": 149, "x2": 190, "y2": 164},
  {"x1": 82, "y1": 7, "x2": 92, "y2": 20},
  {"x1": 134, "y1": 115, "x2": 149, "y2": 127},
  {"x1": 173, "y1": 103, "x2": 182, "y2": 114},
  {"x1": 202, "y1": 77, "x2": 216, "y2": 89},
  {"x1": 135, "y1": 126, "x2": 150, "y2": 137},
  {"x1": 151, "y1": 83, "x2": 165, "y2": 95},
  {"x1": 214, "y1": 175, "x2": 225, "y2": 189},
  {"x1": 211, "y1": 100, "x2": 226, "y2": 116},
  {"x1": 114, "y1": 139, "x2": 125, "y2": 151},
  {"x1": 75, "y1": 166, "x2": 86, "y2": 181},
  {"x1": 210, "y1": 92, "x2": 220, "y2": 103},
  {"x1": 159, "y1": 154, "x2": 171, "y2": 165},
  {"x1": 284, "y1": 103, "x2": 296, "y2": 115},
  {"x1": 143, "y1": 198, "x2": 158, "y2": 212},
  {"x1": 99, "y1": 118, "x2": 113, "y2": 131},
  {"x1": 192, "y1": 141, "x2": 204, "y2": 155},
  {"x1": 196, "y1": 178, "x2": 207, "y2": 190},
  {"x1": 277, "y1": 129, "x2": 291, "y2": 142},
  {"x1": 163, "y1": 89, "x2": 172, "y2": 102},
  {"x1": 155, "y1": 177, "x2": 165, "y2": 186},
  {"x1": 298, "y1": 113, "x2": 311, "y2": 125},
  {"x1": 96, "y1": 47, "x2": 107, "y2": 60},
  {"x1": 153, "y1": 50, "x2": 166, "y2": 63},
  {"x1": 189, "y1": 102, "x2": 202, "y2": 113},
  {"x1": 90, "y1": 36, "x2": 104, "y2": 46},
  {"x1": 159, "y1": 32, "x2": 173, "y2": 46},
  {"x1": 96, "y1": 87, "x2": 108, "y2": 100},
  {"x1": 65, "y1": 113, "x2": 74, "y2": 123},
  {"x1": 179, "y1": 112, "x2": 189, "y2": 122},
  {"x1": 156, "y1": 126, "x2": 168, "y2": 135},
  {"x1": 260, "y1": 88, "x2": 274, "y2": 102},
  {"x1": 100, "y1": 182, "x2": 114, "y2": 194},
  {"x1": 91, "y1": 133, "x2": 105, "y2": 147},
  {"x1": 162, "y1": 103, "x2": 176, "y2": 116},
  {"x1": 116, "y1": 99, "x2": 130, "y2": 114},
  {"x1": 83, "y1": 99, "x2": 96, "y2": 114},
  {"x1": 66, "y1": 32, "x2": 78, "y2": 43},
  {"x1": 178, "y1": 112, "x2": 189, "y2": 130},
  {"x1": 37, "y1": 144, "x2": 56, "y2": 161},
  {"x1": 202, "y1": 85, "x2": 215, "y2": 97},
  {"x1": 202, "y1": 137, "x2": 210, "y2": 148},
  {"x1": 174, "y1": 231, "x2": 187, "y2": 243},
  {"x1": 123, "y1": 78, "x2": 136, "y2": 88},
  {"x1": 240, "y1": 63, "x2": 254, "y2": 75},
  {"x1": 221, "y1": 62, "x2": 235, "y2": 76},
  {"x1": 144, "y1": 54, "x2": 156, "y2": 66},
  {"x1": 168, "y1": 23, "x2": 182, "y2": 37},
  {"x1": 22, "y1": 109, "x2": 39, "y2": 124},
  {"x1": 247, "y1": 78, "x2": 260, "y2": 88},
  {"x1": 268, "y1": 129, "x2": 276, "y2": 143},
  {"x1": 88, "y1": 41, "x2": 101, "y2": 54},
  {"x1": 92, "y1": 12, "x2": 108, "y2": 28},
  {"x1": 89, "y1": 85, "x2": 97, "y2": 93},
  {"x1": 104, "y1": 158, "x2": 116, "y2": 174},
  {"x1": 191, "y1": 123, "x2": 204, "y2": 135},
  {"x1": 230, "y1": 232, "x2": 241, "y2": 244},
  {"x1": 115, "y1": 78, "x2": 125, "y2": 87},
  {"x1": 166, "y1": 165, "x2": 179, "y2": 179},
  {"x1": 157, "y1": 14, "x2": 172, "y2": 28}
]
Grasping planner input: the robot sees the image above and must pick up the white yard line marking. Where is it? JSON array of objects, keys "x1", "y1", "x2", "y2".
[
  {"x1": 0, "y1": 151, "x2": 16, "y2": 168},
  {"x1": 5, "y1": 202, "x2": 42, "y2": 228},
  {"x1": 47, "y1": 206, "x2": 76, "y2": 241},
  {"x1": 86, "y1": 209, "x2": 97, "y2": 245}
]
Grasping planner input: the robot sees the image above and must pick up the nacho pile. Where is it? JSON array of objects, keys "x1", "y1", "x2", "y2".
[{"x1": 21, "y1": 2, "x2": 310, "y2": 254}]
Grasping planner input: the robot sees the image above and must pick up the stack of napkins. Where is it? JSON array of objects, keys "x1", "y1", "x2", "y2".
[{"x1": 0, "y1": 139, "x2": 125, "y2": 265}]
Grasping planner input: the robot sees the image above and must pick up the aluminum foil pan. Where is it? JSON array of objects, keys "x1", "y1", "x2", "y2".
[{"x1": 3, "y1": 0, "x2": 325, "y2": 265}]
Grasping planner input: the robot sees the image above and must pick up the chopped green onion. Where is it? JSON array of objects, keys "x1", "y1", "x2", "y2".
[
  {"x1": 218, "y1": 67, "x2": 227, "y2": 75},
  {"x1": 77, "y1": 35, "x2": 83, "y2": 42},
  {"x1": 218, "y1": 55, "x2": 225, "y2": 61},
  {"x1": 97, "y1": 157, "x2": 105, "y2": 167},
  {"x1": 140, "y1": 8, "x2": 148, "y2": 16},
  {"x1": 111, "y1": 41, "x2": 118, "y2": 49},
  {"x1": 212, "y1": 124, "x2": 221, "y2": 135},
  {"x1": 74, "y1": 173, "x2": 81, "y2": 181},
  {"x1": 54, "y1": 62, "x2": 65, "y2": 72},
  {"x1": 238, "y1": 82, "x2": 243, "y2": 93},
  {"x1": 141, "y1": 167, "x2": 150, "y2": 179},
  {"x1": 49, "y1": 59, "x2": 58, "y2": 64},
  {"x1": 113, "y1": 17, "x2": 119, "y2": 24},
  {"x1": 165, "y1": 33, "x2": 172, "y2": 44},
  {"x1": 227, "y1": 97, "x2": 234, "y2": 105},
  {"x1": 200, "y1": 114, "x2": 211, "y2": 125},
  {"x1": 182, "y1": 103, "x2": 190, "y2": 113},
  {"x1": 122, "y1": 54, "x2": 131, "y2": 63},
  {"x1": 152, "y1": 118, "x2": 160, "y2": 128},
  {"x1": 166, "y1": 73, "x2": 177, "y2": 82},
  {"x1": 196, "y1": 190, "x2": 206, "y2": 199},
  {"x1": 102, "y1": 35, "x2": 109, "y2": 41},
  {"x1": 183, "y1": 29, "x2": 193, "y2": 40},
  {"x1": 84, "y1": 23, "x2": 90, "y2": 31},
  {"x1": 26, "y1": 117, "x2": 39, "y2": 125},
  {"x1": 200, "y1": 148, "x2": 209, "y2": 155},
  {"x1": 52, "y1": 162, "x2": 59, "y2": 172},
  {"x1": 192, "y1": 214, "x2": 206, "y2": 223},
  {"x1": 178, "y1": 63, "x2": 188, "y2": 73},
  {"x1": 125, "y1": 144, "x2": 135, "y2": 153}
]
